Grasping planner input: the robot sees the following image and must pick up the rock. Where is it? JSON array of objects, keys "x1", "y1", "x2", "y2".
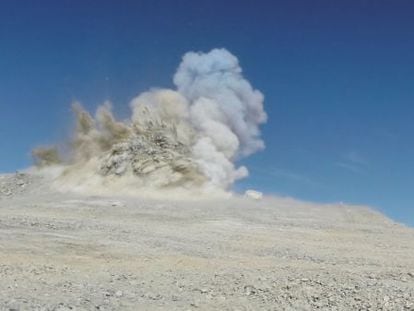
[
  {"x1": 16, "y1": 180, "x2": 25, "y2": 186},
  {"x1": 110, "y1": 201, "x2": 124, "y2": 207},
  {"x1": 244, "y1": 190, "x2": 263, "y2": 200},
  {"x1": 244, "y1": 285, "x2": 256, "y2": 296},
  {"x1": 98, "y1": 123, "x2": 205, "y2": 187}
]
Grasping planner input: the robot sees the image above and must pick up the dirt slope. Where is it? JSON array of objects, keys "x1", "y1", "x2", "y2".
[{"x1": 0, "y1": 173, "x2": 413, "y2": 310}]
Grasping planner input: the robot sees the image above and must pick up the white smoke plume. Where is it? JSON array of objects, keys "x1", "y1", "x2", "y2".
[{"x1": 34, "y1": 48, "x2": 267, "y2": 196}]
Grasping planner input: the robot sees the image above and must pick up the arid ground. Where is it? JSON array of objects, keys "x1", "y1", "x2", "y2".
[{"x1": 0, "y1": 173, "x2": 413, "y2": 310}]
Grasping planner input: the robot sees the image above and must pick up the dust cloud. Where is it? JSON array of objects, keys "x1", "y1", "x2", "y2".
[{"x1": 33, "y1": 49, "x2": 267, "y2": 197}]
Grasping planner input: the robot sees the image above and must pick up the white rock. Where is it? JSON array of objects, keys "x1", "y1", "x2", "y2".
[{"x1": 244, "y1": 189, "x2": 263, "y2": 200}]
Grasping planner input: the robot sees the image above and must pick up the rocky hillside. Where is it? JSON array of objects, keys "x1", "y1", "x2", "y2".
[{"x1": 0, "y1": 173, "x2": 413, "y2": 310}]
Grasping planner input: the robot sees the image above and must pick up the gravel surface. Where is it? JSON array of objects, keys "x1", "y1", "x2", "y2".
[{"x1": 0, "y1": 173, "x2": 413, "y2": 310}]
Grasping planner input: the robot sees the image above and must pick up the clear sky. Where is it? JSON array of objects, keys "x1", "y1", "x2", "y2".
[{"x1": 1, "y1": 0, "x2": 413, "y2": 226}]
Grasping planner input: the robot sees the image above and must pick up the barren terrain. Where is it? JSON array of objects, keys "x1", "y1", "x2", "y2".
[{"x1": 0, "y1": 173, "x2": 413, "y2": 310}]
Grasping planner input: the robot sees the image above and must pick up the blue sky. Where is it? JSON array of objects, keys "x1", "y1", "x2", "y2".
[{"x1": 1, "y1": 0, "x2": 413, "y2": 226}]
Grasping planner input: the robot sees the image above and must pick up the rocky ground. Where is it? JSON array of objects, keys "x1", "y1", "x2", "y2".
[{"x1": 0, "y1": 172, "x2": 413, "y2": 310}]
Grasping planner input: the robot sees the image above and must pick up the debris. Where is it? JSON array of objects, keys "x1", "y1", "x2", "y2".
[{"x1": 98, "y1": 126, "x2": 205, "y2": 188}]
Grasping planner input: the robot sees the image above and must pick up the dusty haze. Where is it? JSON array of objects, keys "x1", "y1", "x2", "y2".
[{"x1": 33, "y1": 48, "x2": 266, "y2": 197}]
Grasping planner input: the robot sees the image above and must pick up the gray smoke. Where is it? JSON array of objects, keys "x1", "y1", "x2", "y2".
[{"x1": 33, "y1": 48, "x2": 267, "y2": 195}]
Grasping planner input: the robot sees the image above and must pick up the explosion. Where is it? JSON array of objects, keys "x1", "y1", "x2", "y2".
[{"x1": 33, "y1": 49, "x2": 267, "y2": 196}]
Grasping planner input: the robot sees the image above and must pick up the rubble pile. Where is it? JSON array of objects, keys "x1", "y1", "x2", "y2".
[{"x1": 98, "y1": 121, "x2": 205, "y2": 187}]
